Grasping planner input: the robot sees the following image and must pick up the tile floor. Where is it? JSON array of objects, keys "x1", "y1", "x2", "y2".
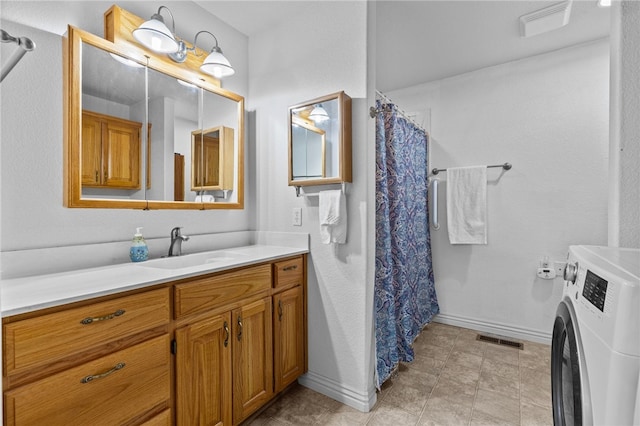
[{"x1": 247, "y1": 322, "x2": 552, "y2": 425}]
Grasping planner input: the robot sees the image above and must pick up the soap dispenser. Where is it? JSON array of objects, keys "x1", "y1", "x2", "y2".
[{"x1": 130, "y1": 227, "x2": 149, "y2": 262}]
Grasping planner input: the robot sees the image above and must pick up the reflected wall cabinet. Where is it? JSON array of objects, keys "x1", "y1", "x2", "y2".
[{"x1": 81, "y1": 110, "x2": 142, "y2": 189}]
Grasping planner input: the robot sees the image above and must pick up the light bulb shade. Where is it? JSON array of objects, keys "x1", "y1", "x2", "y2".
[
  {"x1": 309, "y1": 104, "x2": 330, "y2": 122},
  {"x1": 132, "y1": 15, "x2": 179, "y2": 53},
  {"x1": 200, "y1": 48, "x2": 235, "y2": 78}
]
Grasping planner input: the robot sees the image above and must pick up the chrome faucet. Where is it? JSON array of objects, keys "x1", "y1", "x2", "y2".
[{"x1": 168, "y1": 227, "x2": 189, "y2": 257}]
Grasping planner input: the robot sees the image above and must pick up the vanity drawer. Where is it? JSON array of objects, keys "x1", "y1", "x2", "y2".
[
  {"x1": 273, "y1": 256, "x2": 303, "y2": 289},
  {"x1": 4, "y1": 334, "x2": 171, "y2": 426},
  {"x1": 175, "y1": 264, "x2": 272, "y2": 318},
  {"x1": 4, "y1": 288, "x2": 170, "y2": 375}
]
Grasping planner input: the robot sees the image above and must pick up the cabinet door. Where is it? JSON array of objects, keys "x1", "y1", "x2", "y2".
[
  {"x1": 232, "y1": 297, "x2": 273, "y2": 424},
  {"x1": 176, "y1": 313, "x2": 232, "y2": 426},
  {"x1": 274, "y1": 286, "x2": 305, "y2": 393},
  {"x1": 81, "y1": 113, "x2": 102, "y2": 186},
  {"x1": 103, "y1": 120, "x2": 141, "y2": 188}
]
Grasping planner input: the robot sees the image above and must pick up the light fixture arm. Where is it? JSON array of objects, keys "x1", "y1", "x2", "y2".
[
  {"x1": 168, "y1": 30, "x2": 223, "y2": 63},
  {"x1": 192, "y1": 30, "x2": 221, "y2": 56},
  {"x1": 153, "y1": 6, "x2": 176, "y2": 36}
]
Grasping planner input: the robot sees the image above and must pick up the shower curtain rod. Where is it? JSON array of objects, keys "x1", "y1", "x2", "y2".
[
  {"x1": 1, "y1": 29, "x2": 35, "y2": 83},
  {"x1": 370, "y1": 90, "x2": 428, "y2": 135}
]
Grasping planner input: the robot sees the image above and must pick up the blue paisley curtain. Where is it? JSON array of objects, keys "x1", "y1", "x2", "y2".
[{"x1": 375, "y1": 99, "x2": 439, "y2": 388}]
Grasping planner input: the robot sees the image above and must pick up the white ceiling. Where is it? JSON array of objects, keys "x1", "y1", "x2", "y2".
[{"x1": 196, "y1": 0, "x2": 611, "y2": 92}]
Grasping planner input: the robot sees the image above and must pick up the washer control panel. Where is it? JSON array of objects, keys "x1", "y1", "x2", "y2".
[{"x1": 582, "y1": 269, "x2": 608, "y2": 312}]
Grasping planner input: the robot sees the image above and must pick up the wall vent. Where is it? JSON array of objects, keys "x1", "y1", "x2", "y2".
[
  {"x1": 519, "y1": 1, "x2": 573, "y2": 38},
  {"x1": 476, "y1": 334, "x2": 524, "y2": 350}
]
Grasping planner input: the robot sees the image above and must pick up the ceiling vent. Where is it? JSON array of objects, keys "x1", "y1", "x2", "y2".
[{"x1": 519, "y1": 1, "x2": 573, "y2": 38}]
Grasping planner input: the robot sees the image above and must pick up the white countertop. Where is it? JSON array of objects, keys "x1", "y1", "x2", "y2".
[{"x1": 1, "y1": 245, "x2": 308, "y2": 317}]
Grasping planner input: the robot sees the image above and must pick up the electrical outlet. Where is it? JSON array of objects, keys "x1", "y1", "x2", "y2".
[
  {"x1": 292, "y1": 207, "x2": 302, "y2": 226},
  {"x1": 554, "y1": 261, "x2": 566, "y2": 278}
]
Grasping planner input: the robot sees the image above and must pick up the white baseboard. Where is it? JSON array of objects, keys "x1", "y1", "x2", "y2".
[
  {"x1": 433, "y1": 313, "x2": 552, "y2": 345},
  {"x1": 297, "y1": 371, "x2": 377, "y2": 413}
]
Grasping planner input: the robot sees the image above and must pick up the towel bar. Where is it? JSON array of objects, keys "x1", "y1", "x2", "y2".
[
  {"x1": 295, "y1": 182, "x2": 347, "y2": 198},
  {"x1": 431, "y1": 162, "x2": 512, "y2": 175}
]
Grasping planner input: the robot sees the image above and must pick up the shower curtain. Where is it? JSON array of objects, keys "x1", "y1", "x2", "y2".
[{"x1": 374, "y1": 99, "x2": 439, "y2": 388}]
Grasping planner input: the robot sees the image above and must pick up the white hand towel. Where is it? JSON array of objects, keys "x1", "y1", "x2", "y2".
[
  {"x1": 319, "y1": 190, "x2": 347, "y2": 244},
  {"x1": 446, "y1": 166, "x2": 487, "y2": 244}
]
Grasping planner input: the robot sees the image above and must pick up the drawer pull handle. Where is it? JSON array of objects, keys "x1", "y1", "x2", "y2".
[
  {"x1": 283, "y1": 265, "x2": 298, "y2": 272},
  {"x1": 237, "y1": 316, "x2": 243, "y2": 341},
  {"x1": 80, "y1": 309, "x2": 125, "y2": 325},
  {"x1": 278, "y1": 300, "x2": 283, "y2": 321},
  {"x1": 223, "y1": 321, "x2": 230, "y2": 347},
  {"x1": 80, "y1": 362, "x2": 125, "y2": 383}
]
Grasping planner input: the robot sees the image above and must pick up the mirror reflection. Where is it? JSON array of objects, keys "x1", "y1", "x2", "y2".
[
  {"x1": 81, "y1": 42, "x2": 146, "y2": 200},
  {"x1": 71, "y1": 27, "x2": 244, "y2": 209},
  {"x1": 288, "y1": 91, "x2": 351, "y2": 187},
  {"x1": 291, "y1": 117, "x2": 325, "y2": 180}
]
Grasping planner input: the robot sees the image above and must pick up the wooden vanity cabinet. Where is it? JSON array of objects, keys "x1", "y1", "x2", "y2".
[
  {"x1": 3, "y1": 255, "x2": 307, "y2": 426},
  {"x1": 273, "y1": 257, "x2": 306, "y2": 393},
  {"x1": 82, "y1": 110, "x2": 142, "y2": 189},
  {"x1": 174, "y1": 264, "x2": 275, "y2": 425},
  {"x1": 3, "y1": 288, "x2": 171, "y2": 426}
]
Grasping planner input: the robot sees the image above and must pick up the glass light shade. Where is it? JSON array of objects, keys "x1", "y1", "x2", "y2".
[
  {"x1": 132, "y1": 17, "x2": 179, "y2": 53},
  {"x1": 309, "y1": 104, "x2": 330, "y2": 123},
  {"x1": 200, "y1": 49, "x2": 235, "y2": 78}
]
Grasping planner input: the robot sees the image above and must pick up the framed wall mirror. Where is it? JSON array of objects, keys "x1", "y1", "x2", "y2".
[
  {"x1": 64, "y1": 26, "x2": 244, "y2": 210},
  {"x1": 288, "y1": 91, "x2": 352, "y2": 187}
]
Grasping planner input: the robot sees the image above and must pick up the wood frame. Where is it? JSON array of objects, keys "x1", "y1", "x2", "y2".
[
  {"x1": 287, "y1": 91, "x2": 352, "y2": 187},
  {"x1": 63, "y1": 24, "x2": 244, "y2": 210}
]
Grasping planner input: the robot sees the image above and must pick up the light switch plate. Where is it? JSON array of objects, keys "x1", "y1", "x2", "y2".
[{"x1": 292, "y1": 207, "x2": 302, "y2": 226}]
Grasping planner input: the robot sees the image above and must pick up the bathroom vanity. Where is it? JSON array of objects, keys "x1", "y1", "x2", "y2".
[{"x1": 2, "y1": 246, "x2": 307, "y2": 425}]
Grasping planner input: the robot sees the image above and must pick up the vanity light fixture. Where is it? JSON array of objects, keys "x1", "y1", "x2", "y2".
[
  {"x1": 309, "y1": 104, "x2": 330, "y2": 123},
  {"x1": 169, "y1": 30, "x2": 235, "y2": 78},
  {"x1": 597, "y1": 0, "x2": 611, "y2": 7},
  {"x1": 133, "y1": 6, "x2": 235, "y2": 78},
  {"x1": 132, "y1": 6, "x2": 179, "y2": 53}
]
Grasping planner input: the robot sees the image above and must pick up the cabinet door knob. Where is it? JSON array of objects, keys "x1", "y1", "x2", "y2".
[
  {"x1": 80, "y1": 309, "x2": 125, "y2": 325},
  {"x1": 80, "y1": 362, "x2": 125, "y2": 383},
  {"x1": 237, "y1": 316, "x2": 243, "y2": 341},
  {"x1": 223, "y1": 321, "x2": 229, "y2": 347},
  {"x1": 278, "y1": 300, "x2": 283, "y2": 321},
  {"x1": 283, "y1": 265, "x2": 298, "y2": 272}
]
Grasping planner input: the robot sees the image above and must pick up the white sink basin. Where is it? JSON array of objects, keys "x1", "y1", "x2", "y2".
[{"x1": 140, "y1": 250, "x2": 247, "y2": 270}]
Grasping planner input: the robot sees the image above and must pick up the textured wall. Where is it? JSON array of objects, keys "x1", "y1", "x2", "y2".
[
  {"x1": 388, "y1": 40, "x2": 610, "y2": 341},
  {"x1": 247, "y1": 1, "x2": 374, "y2": 411},
  {"x1": 609, "y1": 0, "x2": 640, "y2": 248}
]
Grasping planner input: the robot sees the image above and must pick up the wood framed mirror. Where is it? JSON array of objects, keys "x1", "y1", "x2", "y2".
[
  {"x1": 63, "y1": 25, "x2": 244, "y2": 210},
  {"x1": 288, "y1": 91, "x2": 351, "y2": 188}
]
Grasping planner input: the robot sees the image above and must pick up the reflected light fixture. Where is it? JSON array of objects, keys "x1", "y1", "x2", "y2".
[
  {"x1": 133, "y1": 6, "x2": 234, "y2": 78},
  {"x1": 597, "y1": 0, "x2": 611, "y2": 7},
  {"x1": 132, "y1": 6, "x2": 179, "y2": 53},
  {"x1": 309, "y1": 104, "x2": 330, "y2": 123},
  {"x1": 109, "y1": 53, "x2": 144, "y2": 68}
]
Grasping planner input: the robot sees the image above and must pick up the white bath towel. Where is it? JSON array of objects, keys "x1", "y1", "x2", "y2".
[
  {"x1": 195, "y1": 194, "x2": 215, "y2": 202},
  {"x1": 319, "y1": 190, "x2": 347, "y2": 244},
  {"x1": 446, "y1": 166, "x2": 487, "y2": 244}
]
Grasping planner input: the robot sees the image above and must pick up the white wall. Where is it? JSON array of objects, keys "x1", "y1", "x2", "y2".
[
  {"x1": 387, "y1": 40, "x2": 610, "y2": 342},
  {"x1": 247, "y1": 1, "x2": 375, "y2": 411},
  {"x1": 609, "y1": 0, "x2": 640, "y2": 249},
  {"x1": 0, "y1": 1, "x2": 252, "y2": 253}
]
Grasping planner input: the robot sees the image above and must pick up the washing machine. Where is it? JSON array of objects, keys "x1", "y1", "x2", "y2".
[{"x1": 552, "y1": 245, "x2": 640, "y2": 426}]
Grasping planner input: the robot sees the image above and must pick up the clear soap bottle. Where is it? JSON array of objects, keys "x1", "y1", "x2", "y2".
[{"x1": 130, "y1": 227, "x2": 149, "y2": 262}]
